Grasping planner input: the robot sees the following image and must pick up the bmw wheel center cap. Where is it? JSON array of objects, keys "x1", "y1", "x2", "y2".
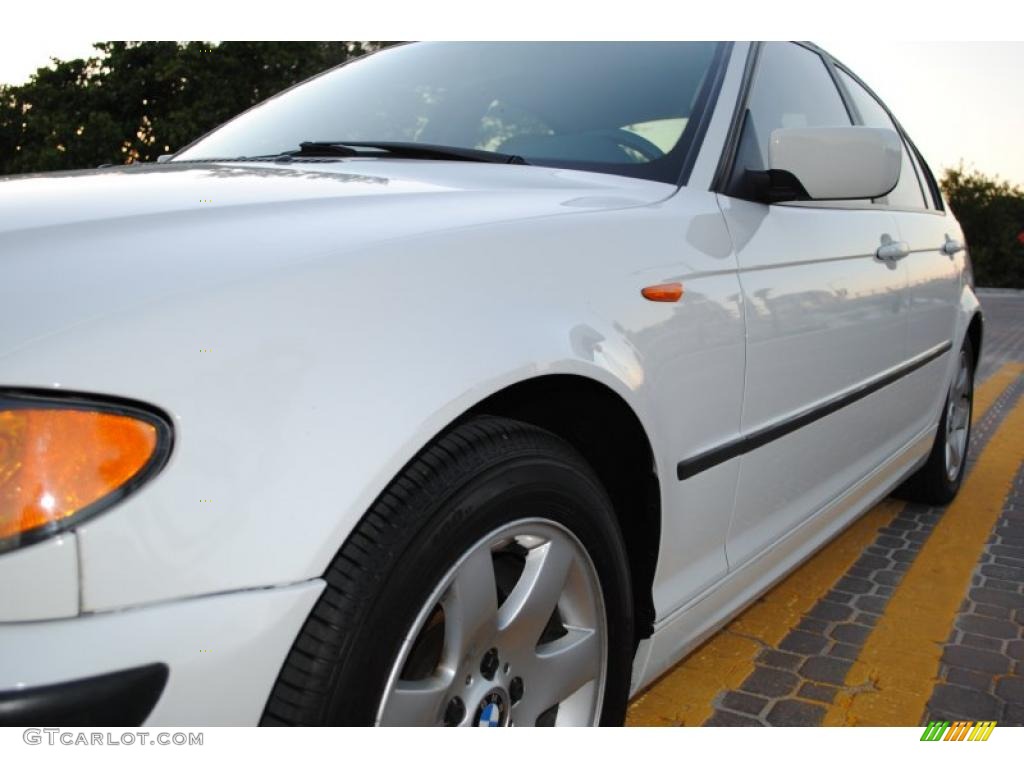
[{"x1": 474, "y1": 689, "x2": 510, "y2": 727}]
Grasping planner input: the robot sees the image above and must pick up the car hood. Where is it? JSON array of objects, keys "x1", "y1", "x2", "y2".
[
  {"x1": 0, "y1": 159, "x2": 673, "y2": 236},
  {"x1": 0, "y1": 160, "x2": 673, "y2": 362}
]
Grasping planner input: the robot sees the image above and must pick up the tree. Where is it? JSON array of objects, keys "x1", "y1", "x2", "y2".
[
  {"x1": 941, "y1": 165, "x2": 1024, "y2": 289},
  {"x1": 0, "y1": 41, "x2": 393, "y2": 175}
]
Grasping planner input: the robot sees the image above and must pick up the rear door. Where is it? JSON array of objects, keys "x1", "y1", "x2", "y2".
[
  {"x1": 833, "y1": 65, "x2": 960, "y2": 439},
  {"x1": 713, "y1": 42, "x2": 911, "y2": 568}
]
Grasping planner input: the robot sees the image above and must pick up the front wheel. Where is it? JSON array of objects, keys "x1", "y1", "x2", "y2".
[
  {"x1": 898, "y1": 337, "x2": 974, "y2": 505},
  {"x1": 261, "y1": 416, "x2": 634, "y2": 726}
]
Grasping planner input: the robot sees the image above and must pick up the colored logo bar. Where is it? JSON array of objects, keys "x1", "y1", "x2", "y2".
[{"x1": 921, "y1": 721, "x2": 997, "y2": 741}]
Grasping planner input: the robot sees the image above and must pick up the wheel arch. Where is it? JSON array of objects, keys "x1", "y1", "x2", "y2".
[
  {"x1": 957, "y1": 281, "x2": 983, "y2": 373},
  {"x1": 465, "y1": 373, "x2": 661, "y2": 643}
]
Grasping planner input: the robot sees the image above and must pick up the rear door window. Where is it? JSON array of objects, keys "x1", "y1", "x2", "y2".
[{"x1": 835, "y1": 68, "x2": 928, "y2": 210}]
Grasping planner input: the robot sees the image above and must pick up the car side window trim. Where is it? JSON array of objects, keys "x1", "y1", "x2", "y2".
[
  {"x1": 907, "y1": 137, "x2": 946, "y2": 211},
  {"x1": 904, "y1": 138, "x2": 933, "y2": 209},
  {"x1": 676, "y1": 42, "x2": 735, "y2": 188},
  {"x1": 710, "y1": 41, "x2": 763, "y2": 193},
  {"x1": 821, "y1": 52, "x2": 859, "y2": 125}
]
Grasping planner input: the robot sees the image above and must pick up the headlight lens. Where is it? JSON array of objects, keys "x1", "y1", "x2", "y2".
[{"x1": 0, "y1": 393, "x2": 171, "y2": 552}]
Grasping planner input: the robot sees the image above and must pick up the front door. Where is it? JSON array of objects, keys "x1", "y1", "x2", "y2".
[{"x1": 714, "y1": 42, "x2": 912, "y2": 568}]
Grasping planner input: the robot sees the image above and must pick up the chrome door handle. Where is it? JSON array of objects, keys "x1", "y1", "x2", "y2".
[
  {"x1": 942, "y1": 235, "x2": 965, "y2": 256},
  {"x1": 876, "y1": 240, "x2": 910, "y2": 262}
]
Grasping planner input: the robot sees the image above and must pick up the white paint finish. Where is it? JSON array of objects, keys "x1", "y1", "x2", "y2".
[
  {"x1": 0, "y1": 161, "x2": 674, "y2": 362},
  {"x1": 728, "y1": 377, "x2": 921, "y2": 567},
  {"x1": 0, "y1": 534, "x2": 78, "y2": 621},
  {"x1": 768, "y1": 126, "x2": 902, "y2": 200},
  {"x1": 0, "y1": 164, "x2": 739, "y2": 613},
  {"x1": 898, "y1": 210, "x2": 965, "y2": 434},
  {"x1": 0, "y1": 581, "x2": 323, "y2": 725},
  {"x1": 718, "y1": 195, "x2": 912, "y2": 569},
  {"x1": 597, "y1": 196, "x2": 744, "y2": 617},
  {"x1": 720, "y1": 199, "x2": 906, "y2": 420},
  {"x1": 651, "y1": 461, "x2": 740, "y2": 619},
  {"x1": 0, "y1": 160, "x2": 674, "y2": 234},
  {"x1": 903, "y1": 212, "x2": 962, "y2": 357}
]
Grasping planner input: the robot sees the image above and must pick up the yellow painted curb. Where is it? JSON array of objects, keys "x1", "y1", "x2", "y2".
[{"x1": 972, "y1": 363, "x2": 1024, "y2": 425}]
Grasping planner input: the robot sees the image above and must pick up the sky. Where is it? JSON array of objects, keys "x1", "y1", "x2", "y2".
[
  {"x1": 0, "y1": 38, "x2": 98, "y2": 88},
  {"x1": 1, "y1": 40, "x2": 1022, "y2": 186}
]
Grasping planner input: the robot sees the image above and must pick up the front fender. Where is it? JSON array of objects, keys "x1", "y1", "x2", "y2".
[{"x1": 5, "y1": 211, "x2": 670, "y2": 613}]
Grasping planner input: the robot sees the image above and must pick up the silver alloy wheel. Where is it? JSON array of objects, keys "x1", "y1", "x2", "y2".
[
  {"x1": 375, "y1": 518, "x2": 608, "y2": 726},
  {"x1": 944, "y1": 349, "x2": 972, "y2": 482}
]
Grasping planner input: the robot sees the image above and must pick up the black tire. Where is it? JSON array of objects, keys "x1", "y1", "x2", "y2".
[
  {"x1": 261, "y1": 415, "x2": 634, "y2": 726},
  {"x1": 897, "y1": 337, "x2": 975, "y2": 506}
]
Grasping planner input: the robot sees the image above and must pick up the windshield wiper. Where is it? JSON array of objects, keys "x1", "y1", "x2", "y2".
[
  {"x1": 165, "y1": 154, "x2": 294, "y2": 164},
  {"x1": 286, "y1": 141, "x2": 528, "y2": 165},
  {"x1": 167, "y1": 143, "x2": 528, "y2": 166}
]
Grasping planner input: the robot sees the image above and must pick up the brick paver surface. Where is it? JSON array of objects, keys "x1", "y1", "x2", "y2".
[{"x1": 927, "y1": 459, "x2": 1024, "y2": 724}]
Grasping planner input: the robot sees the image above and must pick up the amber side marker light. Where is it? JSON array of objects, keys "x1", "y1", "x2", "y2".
[
  {"x1": 641, "y1": 282, "x2": 684, "y2": 303},
  {"x1": 0, "y1": 394, "x2": 171, "y2": 552}
]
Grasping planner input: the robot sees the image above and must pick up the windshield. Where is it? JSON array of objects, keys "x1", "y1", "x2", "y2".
[{"x1": 174, "y1": 42, "x2": 724, "y2": 183}]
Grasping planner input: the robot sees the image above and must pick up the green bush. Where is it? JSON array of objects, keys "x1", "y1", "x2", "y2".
[
  {"x1": 0, "y1": 41, "x2": 392, "y2": 174},
  {"x1": 941, "y1": 165, "x2": 1024, "y2": 289}
]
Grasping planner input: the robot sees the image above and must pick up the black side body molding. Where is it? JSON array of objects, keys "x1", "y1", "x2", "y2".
[{"x1": 677, "y1": 341, "x2": 953, "y2": 481}]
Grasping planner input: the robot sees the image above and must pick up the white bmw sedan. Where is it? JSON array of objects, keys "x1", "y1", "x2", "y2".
[{"x1": 0, "y1": 41, "x2": 980, "y2": 727}]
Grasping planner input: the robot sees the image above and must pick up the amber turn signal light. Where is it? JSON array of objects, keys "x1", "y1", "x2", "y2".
[
  {"x1": 641, "y1": 282, "x2": 684, "y2": 302},
  {"x1": 0, "y1": 396, "x2": 170, "y2": 550}
]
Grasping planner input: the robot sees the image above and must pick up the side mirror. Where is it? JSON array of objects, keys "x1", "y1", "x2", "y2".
[{"x1": 757, "y1": 126, "x2": 902, "y2": 202}]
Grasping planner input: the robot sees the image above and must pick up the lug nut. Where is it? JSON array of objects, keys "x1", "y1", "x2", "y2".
[
  {"x1": 480, "y1": 647, "x2": 499, "y2": 680},
  {"x1": 444, "y1": 696, "x2": 465, "y2": 726},
  {"x1": 509, "y1": 676, "x2": 524, "y2": 705}
]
